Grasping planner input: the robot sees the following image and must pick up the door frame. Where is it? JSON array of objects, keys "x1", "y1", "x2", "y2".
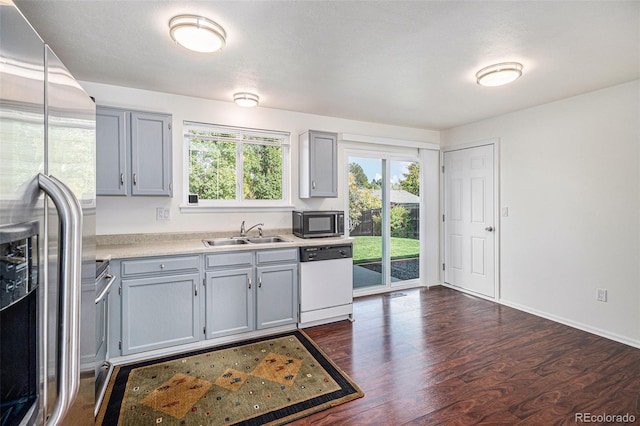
[{"x1": 440, "y1": 138, "x2": 501, "y2": 301}]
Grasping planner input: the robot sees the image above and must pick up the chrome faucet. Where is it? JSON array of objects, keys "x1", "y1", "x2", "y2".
[{"x1": 240, "y1": 221, "x2": 264, "y2": 237}]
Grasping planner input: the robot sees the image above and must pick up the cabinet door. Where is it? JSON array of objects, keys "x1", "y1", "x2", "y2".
[
  {"x1": 309, "y1": 131, "x2": 337, "y2": 197},
  {"x1": 205, "y1": 268, "x2": 254, "y2": 339},
  {"x1": 256, "y1": 264, "x2": 298, "y2": 329},
  {"x1": 96, "y1": 107, "x2": 128, "y2": 195},
  {"x1": 130, "y1": 111, "x2": 172, "y2": 196},
  {"x1": 121, "y1": 273, "x2": 200, "y2": 355}
]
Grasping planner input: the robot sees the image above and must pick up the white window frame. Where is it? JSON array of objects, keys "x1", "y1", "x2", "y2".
[{"x1": 182, "y1": 121, "x2": 291, "y2": 211}]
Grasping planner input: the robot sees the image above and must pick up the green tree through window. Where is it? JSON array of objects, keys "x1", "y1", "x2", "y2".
[{"x1": 186, "y1": 123, "x2": 289, "y2": 204}]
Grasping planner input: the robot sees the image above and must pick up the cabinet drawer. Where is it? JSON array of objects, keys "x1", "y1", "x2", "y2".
[
  {"x1": 256, "y1": 248, "x2": 298, "y2": 265},
  {"x1": 121, "y1": 255, "x2": 200, "y2": 277},
  {"x1": 205, "y1": 251, "x2": 254, "y2": 269}
]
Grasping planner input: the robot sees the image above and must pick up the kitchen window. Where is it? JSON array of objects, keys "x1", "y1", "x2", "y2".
[{"x1": 184, "y1": 122, "x2": 290, "y2": 208}]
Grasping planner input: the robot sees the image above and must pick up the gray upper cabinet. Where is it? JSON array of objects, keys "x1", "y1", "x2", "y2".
[
  {"x1": 96, "y1": 106, "x2": 173, "y2": 197},
  {"x1": 299, "y1": 130, "x2": 338, "y2": 198},
  {"x1": 96, "y1": 107, "x2": 127, "y2": 195},
  {"x1": 130, "y1": 111, "x2": 172, "y2": 196}
]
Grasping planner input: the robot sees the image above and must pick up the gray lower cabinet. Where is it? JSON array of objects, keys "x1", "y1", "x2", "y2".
[
  {"x1": 119, "y1": 255, "x2": 200, "y2": 356},
  {"x1": 204, "y1": 268, "x2": 254, "y2": 339},
  {"x1": 256, "y1": 263, "x2": 298, "y2": 329},
  {"x1": 96, "y1": 106, "x2": 172, "y2": 197},
  {"x1": 204, "y1": 248, "x2": 298, "y2": 338},
  {"x1": 107, "y1": 249, "x2": 299, "y2": 358}
]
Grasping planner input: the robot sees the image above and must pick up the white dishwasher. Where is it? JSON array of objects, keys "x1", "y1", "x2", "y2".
[{"x1": 299, "y1": 244, "x2": 353, "y2": 327}]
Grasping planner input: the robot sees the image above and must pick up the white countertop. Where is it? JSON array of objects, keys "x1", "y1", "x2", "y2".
[{"x1": 96, "y1": 233, "x2": 353, "y2": 260}]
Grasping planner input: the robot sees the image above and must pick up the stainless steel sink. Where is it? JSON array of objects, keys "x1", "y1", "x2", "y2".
[
  {"x1": 203, "y1": 238, "x2": 250, "y2": 247},
  {"x1": 246, "y1": 236, "x2": 292, "y2": 244},
  {"x1": 203, "y1": 236, "x2": 291, "y2": 247}
]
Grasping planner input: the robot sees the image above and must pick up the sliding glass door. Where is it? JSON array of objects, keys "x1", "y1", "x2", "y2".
[
  {"x1": 347, "y1": 152, "x2": 421, "y2": 293},
  {"x1": 348, "y1": 156, "x2": 385, "y2": 289}
]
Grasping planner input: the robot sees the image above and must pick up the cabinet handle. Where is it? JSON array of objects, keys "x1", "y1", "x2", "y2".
[
  {"x1": 120, "y1": 172, "x2": 124, "y2": 186},
  {"x1": 133, "y1": 173, "x2": 137, "y2": 185},
  {"x1": 312, "y1": 180, "x2": 316, "y2": 189},
  {"x1": 248, "y1": 277, "x2": 252, "y2": 289},
  {"x1": 258, "y1": 276, "x2": 262, "y2": 288},
  {"x1": 159, "y1": 264, "x2": 165, "y2": 269},
  {"x1": 194, "y1": 283, "x2": 198, "y2": 296}
]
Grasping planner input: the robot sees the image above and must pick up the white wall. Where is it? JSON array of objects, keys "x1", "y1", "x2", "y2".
[
  {"x1": 81, "y1": 82, "x2": 439, "y2": 236},
  {"x1": 442, "y1": 80, "x2": 640, "y2": 346}
]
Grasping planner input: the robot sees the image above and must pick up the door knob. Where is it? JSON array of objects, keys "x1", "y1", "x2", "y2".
[{"x1": 485, "y1": 226, "x2": 494, "y2": 232}]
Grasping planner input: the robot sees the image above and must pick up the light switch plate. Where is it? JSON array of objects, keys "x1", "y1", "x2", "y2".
[{"x1": 156, "y1": 207, "x2": 171, "y2": 221}]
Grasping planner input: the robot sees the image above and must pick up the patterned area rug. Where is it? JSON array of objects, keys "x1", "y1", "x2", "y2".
[{"x1": 96, "y1": 330, "x2": 363, "y2": 425}]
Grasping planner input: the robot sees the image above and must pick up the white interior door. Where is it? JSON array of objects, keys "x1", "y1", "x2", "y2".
[{"x1": 444, "y1": 144, "x2": 495, "y2": 297}]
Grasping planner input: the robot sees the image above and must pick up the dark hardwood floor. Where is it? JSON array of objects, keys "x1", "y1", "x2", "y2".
[{"x1": 294, "y1": 286, "x2": 640, "y2": 425}]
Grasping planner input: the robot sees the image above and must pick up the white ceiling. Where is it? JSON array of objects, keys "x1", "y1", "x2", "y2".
[{"x1": 14, "y1": 1, "x2": 640, "y2": 131}]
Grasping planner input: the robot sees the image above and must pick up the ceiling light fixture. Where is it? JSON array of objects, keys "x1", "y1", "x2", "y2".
[
  {"x1": 233, "y1": 92, "x2": 259, "y2": 107},
  {"x1": 169, "y1": 15, "x2": 226, "y2": 53},
  {"x1": 476, "y1": 62, "x2": 523, "y2": 87}
]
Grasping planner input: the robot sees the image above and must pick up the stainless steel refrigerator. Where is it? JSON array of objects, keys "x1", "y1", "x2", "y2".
[{"x1": 1, "y1": 1, "x2": 96, "y2": 425}]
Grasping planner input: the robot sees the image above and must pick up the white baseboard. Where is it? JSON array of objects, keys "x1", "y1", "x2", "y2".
[
  {"x1": 440, "y1": 282, "x2": 639, "y2": 349},
  {"x1": 498, "y1": 298, "x2": 640, "y2": 350}
]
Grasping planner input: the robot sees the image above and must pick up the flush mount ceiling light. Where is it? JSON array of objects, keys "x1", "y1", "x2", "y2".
[
  {"x1": 476, "y1": 62, "x2": 523, "y2": 87},
  {"x1": 169, "y1": 15, "x2": 226, "y2": 53},
  {"x1": 233, "y1": 92, "x2": 259, "y2": 107}
]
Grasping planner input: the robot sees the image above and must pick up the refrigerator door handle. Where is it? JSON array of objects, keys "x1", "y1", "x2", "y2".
[{"x1": 38, "y1": 173, "x2": 83, "y2": 426}]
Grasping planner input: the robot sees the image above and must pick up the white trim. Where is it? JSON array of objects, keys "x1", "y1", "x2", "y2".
[
  {"x1": 441, "y1": 137, "x2": 497, "y2": 152},
  {"x1": 440, "y1": 138, "x2": 501, "y2": 301},
  {"x1": 420, "y1": 148, "x2": 440, "y2": 287},
  {"x1": 340, "y1": 133, "x2": 439, "y2": 150},
  {"x1": 179, "y1": 204, "x2": 295, "y2": 213},
  {"x1": 183, "y1": 121, "x2": 291, "y2": 206},
  {"x1": 440, "y1": 282, "x2": 640, "y2": 349},
  {"x1": 499, "y1": 299, "x2": 640, "y2": 349},
  {"x1": 354, "y1": 281, "x2": 426, "y2": 298},
  {"x1": 440, "y1": 282, "x2": 497, "y2": 303}
]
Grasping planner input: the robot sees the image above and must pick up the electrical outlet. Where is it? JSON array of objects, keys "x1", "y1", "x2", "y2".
[
  {"x1": 156, "y1": 207, "x2": 171, "y2": 221},
  {"x1": 596, "y1": 288, "x2": 607, "y2": 302}
]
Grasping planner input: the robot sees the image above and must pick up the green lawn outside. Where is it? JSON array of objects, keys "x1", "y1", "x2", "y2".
[{"x1": 352, "y1": 236, "x2": 420, "y2": 264}]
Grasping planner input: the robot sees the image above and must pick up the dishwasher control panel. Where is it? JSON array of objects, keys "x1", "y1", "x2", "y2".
[{"x1": 299, "y1": 244, "x2": 352, "y2": 262}]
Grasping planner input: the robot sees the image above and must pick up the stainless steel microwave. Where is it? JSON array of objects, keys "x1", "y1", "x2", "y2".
[{"x1": 292, "y1": 210, "x2": 345, "y2": 238}]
